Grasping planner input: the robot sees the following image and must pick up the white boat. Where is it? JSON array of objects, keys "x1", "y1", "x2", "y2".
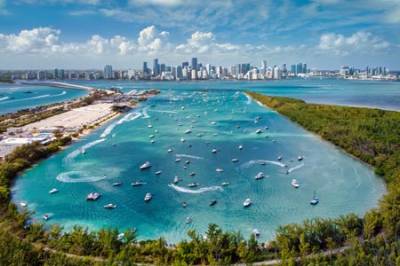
[
  {"x1": 243, "y1": 198, "x2": 252, "y2": 208},
  {"x1": 255, "y1": 172, "x2": 265, "y2": 180},
  {"x1": 86, "y1": 192, "x2": 101, "y2": 201},
  {"x1": 180, "y1": 138, "x2": 186, "y2": 143},
  {"x1": 155, "y1": 170, "x2": 162, "y2": 175},
  {"x1": 310, "y1": 191, "x2": 319, "y2": 205},
  {"x1": 186, "y1": 216, "x2": 192, "y2": 224},
  {"x1": 188, "y1": 182, "x2": 198, "y2": 188},
  {"x1": 147, "y1": 124, "x2": 153, "y2": 128},
  {"x1": 182, "y1": 201, "x2": 188, "y2": 208},
  {"x1": 140, "y1": 161, "x2": 152, "y2": 170},
  {"x1": 221, "y1": 182, "x2": 230, "y2": 186},
  {"x1": 150, "y1": 140, "x2": 155, "y2": 144},
  {"x1": 185, "y1": 160, "x2": 191, "y2": 165},
  {"x1": 131, "y1": 181, "x2": 145, "y2": 187},
  {"x1": 149, "y1": 134, "x2": 155, "y2": 139},
  {"x1": 49, "y1": 188, "x2": 59, "y2": 194},
  {"x1": 277, "y1": 155, "x2": 283, "y2": 161},
  {"x1": 211, "y1": 148, "x2": 218, "y2": 154},
  {"x1": 298, "y1": 156, "x2": 304, "y2": 161},
  {"x1": 216, "y1": 168, "x2": 224, "y2": 173},
  {"x1": 256, "y1": 129, "x2": 263, "y2": 134},
  {"x1": 104, "y1": 203, "x2": 117, "y2": 209},
  {"x1": 144, "y1": 193, "x2": 152, "y2": 202},
  {"x1": 112, "y1": 182, "x2": 122, "y2": 187},
  {"x1": 291, "y1": 179, "x2": 300, "y2": 188},
  {"x1": 19, "y1": 202, "x2": 27, "y2": 207},
  {"x1": 167, "y1": 148, "x2": 173, "y2": 153},
  {"x1": 238, "y1": 145, "x2": 243, "y2": 150},
  {"x1": 43, "y1": 214, "x2": 50, "y2": 221},
  {"x1": 252, "y1": 228, "x2": 260, "y2": 237},
  {"x1": 232, "y1": 158, "x2": 239, "y2": 163},
  {"x1": 189, "y1": 172, "x2": 196, "y2": 176},
  {"x1": 184, "y1": 129, "x2": 192, "y2": 134},
  {"x1": 173, "y1": 176, "x2": 180, "y2": 184}
]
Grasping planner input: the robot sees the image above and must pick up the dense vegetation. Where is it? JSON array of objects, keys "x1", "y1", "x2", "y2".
[
  {"x1": 0, "y1": 92, "x2": 399, "y2": 265},
  {"x1": 247, "y1": 92, "x2": 400, "y2": 265}
]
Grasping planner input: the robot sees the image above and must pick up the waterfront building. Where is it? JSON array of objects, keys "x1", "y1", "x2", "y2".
[{"x1": 104, "y1": 65, "x2": 113, "y2": 79}]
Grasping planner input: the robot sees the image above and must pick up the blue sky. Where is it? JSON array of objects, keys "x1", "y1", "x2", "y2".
[{"x1": 0, "y1": 0, "x2": 399, "y2": 69}]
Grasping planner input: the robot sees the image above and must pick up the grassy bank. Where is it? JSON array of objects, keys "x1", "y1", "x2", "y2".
[{"x1": 247, "y1": 92, "x2": 400, "y2": 264}]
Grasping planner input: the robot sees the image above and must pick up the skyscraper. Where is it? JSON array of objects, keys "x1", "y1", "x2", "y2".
[
  {"x1": 153, "y1": 59, "x2": 159, "y2": 76},
  {"x1": 191, "y1": 57, "x2": 198, "y2": 71},
  {"x1": 103, "y1": 65, "x2": 113, "y2": 79}
]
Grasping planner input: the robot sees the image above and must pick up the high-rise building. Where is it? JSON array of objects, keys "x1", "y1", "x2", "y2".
[
  {"x1": 153, "y1": 59, "x2": 159, "y2": 76},
  {"x1": 261, "y1": 60, "x2": 267, "y2": 74},
  {"x1": 160, "y1": 64, "x2": 166, "y2": 73},
  {"x1": 175, "y1": 65, "x2": 183, "y2": 80},
  {"x1": 296, "y1": 63, "x2": 303, "y2": 75},
  {"x1": 303, "y1": 64, "x2": 307, "y2": 74},
  {"x1": 191, "y1": 57, "x2": 198, "y2": 71},
  {"x1": 103, "y1": 65, "x2": 113, "y2": 79}
]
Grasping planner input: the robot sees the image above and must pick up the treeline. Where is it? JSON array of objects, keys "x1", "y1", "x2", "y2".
[{"x1": 247, "y1": 92, "x2": 400, "y2": 265}]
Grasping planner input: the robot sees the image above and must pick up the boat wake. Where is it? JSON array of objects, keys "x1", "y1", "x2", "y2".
[
  {"x1": 243, "y1": 93, "x2": 252, "y2": 105},
  {"x1": 56, "y1": 171, "x2": 107, "y2": 183},
  {"x1": 240, "y1": 160, "x2": 286, "y2": 168},
  {"x1": 142, "y1": 107, "x2": 150, "y2": 118},
  {"x1": 148, "y1": 109, "x2": 177, "y2": 114},
  {"x1": 65, "y1": 139, "x2": 106, "y2": 162},
  {"x1": 287, "y1": 163, "x2": 304, "y2": 173},
  {"x1": 168, "y1": 184, "x2": 223, "y2": 194},
  {"x1": 0, "y1": 96, "x2": 10, "y2": 101},
  {"x1": 101, "y1": 112, "x2": 141, "y2": 138},
  {"x1": 175, "y1": 154, "x2": 204, "y2": 160}
]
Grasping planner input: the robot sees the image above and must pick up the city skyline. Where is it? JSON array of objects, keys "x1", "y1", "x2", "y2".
[{"x1": 0, "y1": 0, "x2": 399, "y2": 69}]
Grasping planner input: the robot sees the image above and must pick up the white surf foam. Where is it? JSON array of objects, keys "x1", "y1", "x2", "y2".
[
  {"x1": 56, "y1": 171, "x2": 107, "y2": 183},
  {"x1": 175, "y1": 154, "x2": 204, "y2": 160},
  {"x1": 0, "y1": 96, "x2": 10, "y2": 101},
  {"x1": 243, "y1": 93, "x2": 252, "y2": 105},
  {"x1": 65, "y1": 138, "x2": 105, "y2": 161},
  {"x1": 168, "y1": 184, "x2": 223, "y2": 194}
]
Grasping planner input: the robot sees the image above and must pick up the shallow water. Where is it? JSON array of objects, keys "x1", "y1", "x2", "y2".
[{"x1": 12, "y1": 83, "x2": 387, "y2": 242}]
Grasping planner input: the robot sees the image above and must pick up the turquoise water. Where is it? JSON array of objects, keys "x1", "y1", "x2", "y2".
[
  {"x1": 12, "y1": 79, "x2": 388, "y2": 242},
  {"x1": 0, "y1": 84, "x2": 87, "y2": 114}
]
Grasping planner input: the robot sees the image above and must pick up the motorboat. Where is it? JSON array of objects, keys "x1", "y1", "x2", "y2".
[
  {"x1": 255, "y1": 172, "x2": 265, "y2": 180},
  {"x1": 298, "y1": 156, "x2": 304, "y2": 161},
  {"x1": 182, "y1": 201, "x2": 188, "y2": 208},
  {"x1": 43, "y1": 214, "x2": 50, "y2": 221},
  {"x1": 189, "y1": 172, "x2": 196, "y2": 177},
  {"x1": 173, "y1": 176, "x2": 180, "y2": 184},
  {"x1": 209, "y1": 200, "x2": 217, "y2": 206},
  {"x1": 184, "y1": 129, "x2": 192, "y2": 134},
  {"x1": 259, "y1": 161, "x2": 266, "y2": 165},
  {"x1": 232, "y1": 158, "x2": 239, "y2": 163},
  {"x1": 155, "y1": 170, "x2": 162, "y2": 175},
  {"x1": 216, "y1": 168, "x2": 224, "y2": 173},
  {"x1": 140, "y1": 161, "x2": 152, "y2": 170},
  {"x1": 112, "y1": 182, "x2": 122, "y2": 187},
  {"x1": 144, "y1": 193, "x2": 152, "y2": 202},
  {"x1": 180, "y1": 138, "x2": 186, "y2": 142},
  {"x1": 211, "y1": 148, "x2": 218, "y2": 154},
  {"x1": 188, "y1": 182, "x2": 198, "y2": 188},
  {"x1": 291, "y1": 179, "x2": 300, "y2": 188},
  {"x1": 49, "y1": 188, "x2": 59, "y2": 194},
  {"x1": 149, "y1": 134, "x2": 155, "y2": 139},
  {"x1": 86, "y1": 192, "x2": 101, "y2": 201},
  {"x1": 150, "y1": 140, "x2": 155, "y2": 144},
  {"x1": 243, "y1": 198, "x2": 252, "y2": 208},
  {"x1": 238, "y1": 145, "x2": 243, "y2": 150},
  {"x1": 19, "y1": 202, "x2": 27, "y2": 207},
  {"x1": 256, "y1": 129, "x2": 263, "y2": 134},
  {"x1": 185, "y1": 160, "x2": 191, "y2": 165},
  {"x1": 252, "y1": 229, "x2": 260, "y2": 237},
  {"x1": 310, "y1": 191, "x2": 319, "y2": 205},
  {"x1": 147, "y1": 124, "x2": 153, "y2": 128},
  {"x1": 221, "y1": 182, "x2": 230, "y2": 187},
  {"x1": 175, "y1": 158, "x2": 181, "y2": 163},
  {"x1": 104, "y1": 203, "x2": 117, "y2": 209},
  {"x1": 277, "y1": 156, "x2": 283, "y2": 161},
  {"x1": 167, "y1": 148, "x2": 173, "y2": 153},
  {"x1": 131, "y1": 181, "x2": 145, "y2": 187},
  {"x1": 186, "y1": 216, "x2": 192, "y2": 224}
]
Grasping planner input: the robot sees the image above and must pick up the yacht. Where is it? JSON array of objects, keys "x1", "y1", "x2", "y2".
[
  {"x1": 209, "y1": 200, "x2": 217, "y2": 206},
  {"x1": 211, "y1": 148, "x2": 218, "y2": 154},
  {"x1": 188, "y1": 182, "x2": 198, "y2": 188},
  {"x1": 252, "y1": 229, "x2": 261, "y2": 237},
  {"x1": 167, "y1": 148, "x2": 173, "y2": 153},
  {"x1": 277, "y1": 155, "x2": 283, "y2": 161},
  {"x1": 140, "y1": 161, "x2": 152, "y2": 170},
  {"x1": 256, "y1": 129, "x2": 263, "y2": 134},
  {"x1": 291, "y1": 179, "x2": 300, "y2": 188},
  {"x1": 231, "y1": 158, "x2": 239, "y2": 163},
  {"x1": 104, "y1": 203, "x2": 117, "y2": 209},
  {"x1": 216, "y1": 168, "x2": 224, "y2": 173},
  {"x1": 175, "y1": 158, "x2": 181, "y2": 163},
  {"x1": 49, "y1": 188, "x2": 59, "y2": 194},
  {"x1": 221, "y1": 182, "x2": 230, "y2": 186},
  {"x1": 298, "y1": 156, "x2": 304, "y2": 161},
  {"x1": 155, "y1": 170, "x2": 162, "y2": 175},
  {"x1": 131, "y1": 181, "x2": 145, "y2": 187},
  {"x1": 238, "y1": 145, "x2": 243, "y2": 150},
  {"x1": 43, "y1": 214, "x2": 50, "y2": 221},
  {"x1": 243, "y1": 198, "x2": 252, "y2": 208},
  {"x1": 310, "y1": 191, "x2": 319, "y2": 205},
  {"x1": 144, "y1": 193, "x2": 152, "y2": 202},
  {"x1": 255, "y1": 172, "x2": 265, "y2": 180},
  {"x1": 185, "y1": 160, "x2": 191, "y2": 165},
  {"x1": 112, "y1": 182, "x2": 122, "y2": 187},
  {"x1": 86, "y1": 192, "x2": 101, "y2": 201},
  {"x1": 173, "y1": 176, "x2": 180, "y2": 184},
  {"x1": 184, "y1": 129, "x2": 192, "y2": 134}
]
